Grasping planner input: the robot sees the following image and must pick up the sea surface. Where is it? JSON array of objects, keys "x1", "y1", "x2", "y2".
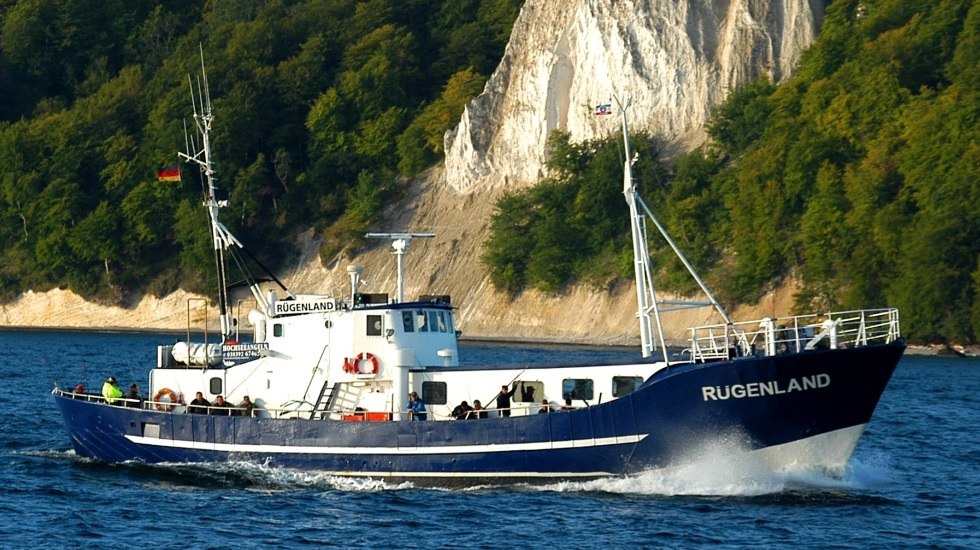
[{"x1": 1, "y1": 330, "x2": 977, "y2": 549}]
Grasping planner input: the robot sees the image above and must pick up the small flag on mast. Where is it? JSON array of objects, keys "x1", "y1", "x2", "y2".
[
  {"x1": 594, "y1": 103, "x2": 612, "y2": 116},
  {"x1": 156, "y1": 166, "x2": 180, "y2": 182}
]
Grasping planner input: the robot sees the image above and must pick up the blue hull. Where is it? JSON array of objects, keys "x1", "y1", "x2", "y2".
[{"x1": 53, "y1": 343, "x2": 904, "y2": 481}]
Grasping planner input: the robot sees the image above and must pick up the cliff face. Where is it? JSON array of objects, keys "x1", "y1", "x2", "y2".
[
  {"x1": 1, "y1": 0, "x2": 824, "y2": 344},
  {"x1": 445, "y1": 0, "x2": 823, "y2": 191}
]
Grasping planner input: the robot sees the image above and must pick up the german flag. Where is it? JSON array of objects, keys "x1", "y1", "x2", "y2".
[{"x1": 156, "y1": 166, "x2": 180, "y2": 182}]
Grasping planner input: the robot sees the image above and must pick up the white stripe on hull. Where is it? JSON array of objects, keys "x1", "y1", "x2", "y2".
[
  {"x1": 121, "y1": 426, "x2": 866, "y2": 479},
  {"x1": 124, "y1": 433, "x2": 649, "y2": 454}
]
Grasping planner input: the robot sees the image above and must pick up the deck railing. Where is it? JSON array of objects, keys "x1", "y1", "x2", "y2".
[
  {"x1": 54, "y1": 389, "x2": 573, "y2": 421},
  {"x1": 686, "y1": 308, "x2": 901, "y2": 363}
]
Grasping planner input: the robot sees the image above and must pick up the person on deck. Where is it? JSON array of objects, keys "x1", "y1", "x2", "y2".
[
  {"x1": 188, "y1": 391, "x2": 211, "y2": 414},
  {"x1": 538, "y1": 400, "x2": 552, "y2": 414},
  {"x1": 471, "y1": 400, "x2": 487, "y2": 419},
  {"x1": 495, "y1": 384, "x2": 515, "y2": 417},
  {"x1": 239, "y1": 395, "x2": 256, "y2": 417},
  {"x1": 101, "y1": 377, "x2": 123, "y2": 405},
  {"x1": 452, "y1": 401, "x2": 473, "y2": 420},
  {"x1": 210, "y1": 395, "x2": 233, "y2": 415},
  {"x1": 125, "y1": 384, "x2": 142, "y2": 408},
  {"x1": 406, "y1": 392, "x2": 427, "y2": 421}
]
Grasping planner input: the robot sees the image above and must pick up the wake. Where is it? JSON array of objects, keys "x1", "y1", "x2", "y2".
[{"x1": 538, "y1": 442, "x2": 897, "y2": 498}]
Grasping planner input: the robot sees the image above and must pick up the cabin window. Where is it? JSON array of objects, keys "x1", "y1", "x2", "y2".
[
  {"x1": 273, "y1": 323, "x2": 283, "y2": 337},
  {"x1": 428, "y1": 311, "x2": 440, "y2": 332},
  {"x1": 402, "y1": 311, "x2": 414, "y2": 333},
  {"x1": 562, "y1": 378, "x2": 594, "y2": 401},
  {"x1": 209, "y1": 377, "x2": 222, "y2": 395},
  {"x1": 366, "y1": 315, "x2": 383, "y2": 336},
  {"x1": 437, "y1": 311, "x2": 448, "y2": 332},
  {"x1": 417, "y1": 310, "x2": 428, "y2": 332},
  {"x1": 612, "y1": 376, "x2": 644, "y2": 397},
  {"x1": 512, "y1": 380, "x2": 543, "y2": 403},
  {"x1": 422, "y1": 381, "x2": 447, "y2": 405}
]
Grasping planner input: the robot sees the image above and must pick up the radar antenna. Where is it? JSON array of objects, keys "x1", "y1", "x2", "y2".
[{"x1": 365, "y1": 233, "x2": 435, "y2": 303}]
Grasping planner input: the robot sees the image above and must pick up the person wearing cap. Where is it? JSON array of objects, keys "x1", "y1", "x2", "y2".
[
  {"x1": 406, "y1": 391, "x2": 427, "y2": 421},
  {"x1": 452, "y1": 400, "x2": 473, "y2": 420},
  {"x1": 101, "y1": 376, "x2": 123, "y2": 405},
  {"x1": 495, "y1": 384, "x2": 515, "y2": 417},
  {"x1": 239, "y1": 395, "x2": 255, "y2": 417}
]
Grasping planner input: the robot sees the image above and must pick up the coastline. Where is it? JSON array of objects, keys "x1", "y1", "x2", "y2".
[{"x1": 2, "y1": 323, "x2": 974, "y2": 358}]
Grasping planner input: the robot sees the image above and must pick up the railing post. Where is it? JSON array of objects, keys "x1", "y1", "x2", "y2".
[{"x1": 760, "y1": 317, "x2": 776, "y2": 356}]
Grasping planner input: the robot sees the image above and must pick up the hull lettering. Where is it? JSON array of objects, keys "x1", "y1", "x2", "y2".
[{"x1": 701, "y1": 374, "x2": 830, "y2": 401}]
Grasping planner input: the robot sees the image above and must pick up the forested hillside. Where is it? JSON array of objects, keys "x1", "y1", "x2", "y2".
[
  {"x1": 0, "y1": 0, "x2": 519, "y2": 302},
  {"x1": 1, "y1": 0, "x2": 976, "y2": 344},
  {"x1": 483, "y1": 0, "x2": 979, "y2": 343}
]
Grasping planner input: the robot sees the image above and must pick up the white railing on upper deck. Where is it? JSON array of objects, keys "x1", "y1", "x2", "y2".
[{"x1": 685, "y1": 308, "x2": 901, "y2": 362}]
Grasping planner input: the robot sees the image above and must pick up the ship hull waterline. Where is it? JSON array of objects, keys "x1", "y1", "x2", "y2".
[{"x1": 53, "y1": 342, "x2": 904, "y2": 483}]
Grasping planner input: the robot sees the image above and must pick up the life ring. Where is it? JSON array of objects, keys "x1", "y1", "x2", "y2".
[
  {"x1": 153, "y1": 388, "x2": 178, "y2": 411},
  {"x1": 352, "y1": 352, "x2": 379, "y2": 375}
]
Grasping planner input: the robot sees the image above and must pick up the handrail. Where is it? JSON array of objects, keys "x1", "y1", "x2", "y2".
[
  {"x1": 54, "y1": 388, "x2": 578, "y2": 421},
  {"x1": 686, "y1": 308, "x2": 901, "y2": 363}
]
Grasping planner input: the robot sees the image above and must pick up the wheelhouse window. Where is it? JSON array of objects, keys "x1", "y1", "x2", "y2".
[
  {"x1": 417, "y1": 310, "x2": 428, "y2": 332},
  {"x1": 562, "y1": 378, "x2": 594, "y2": 401},
  {"x1": 366, "y1": 314, "x2": 383, "y2": 336},
  {"x1": 612, "y1": 376, "x2": 644, "y2": 397},
  {"x1": 422, "y1": 381, "x2": 447, "y2": 405},
  {"x1": 402, "y1": 311, "x2": 414, "y2": 333},
  {"x1": 437, "y1": 311, "x2": 448, "y2": 332}
]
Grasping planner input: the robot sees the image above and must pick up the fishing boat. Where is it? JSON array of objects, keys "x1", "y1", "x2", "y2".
[{"x1": 51, "y1": 60, "x2": 905, "y2": 483}]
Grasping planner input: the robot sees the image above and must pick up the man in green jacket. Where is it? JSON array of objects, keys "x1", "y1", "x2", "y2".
[{"x1": 101, "y1": 376, "x2": 123, "y2": 404}]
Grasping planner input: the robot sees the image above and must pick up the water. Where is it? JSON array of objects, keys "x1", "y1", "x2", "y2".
[{"x1": 2, "y1": 330, "x2": 978, "y2": 548}]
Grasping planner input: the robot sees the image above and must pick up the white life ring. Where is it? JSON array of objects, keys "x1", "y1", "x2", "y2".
[
  {"x1": 353, "y1": 352, "x2": 379, "y2": 375},
  {"x1": 153, "y1": 388, "x2": 178, "y2": 411}
]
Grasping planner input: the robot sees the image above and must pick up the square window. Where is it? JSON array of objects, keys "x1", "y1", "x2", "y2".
[
  {"x1": 422, "y1": 381, "x2": 447, "y2": 405},
  {"x1": 512, "y1": 380, "x2": 544, "y2": 403},
  {"x1": 367, "y1": 315, "x2": 383, "y2": 336},
  {"x1": 612, "y1": 376, "x2": 644, "y2": 397},
  {"x1": 562, "y1": 378, "x2": 594, "y2": 401}
]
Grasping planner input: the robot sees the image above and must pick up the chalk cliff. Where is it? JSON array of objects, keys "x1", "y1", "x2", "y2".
[
  {"x1": 1, "y1": 0, "x2": 825, "y2": 344},
  {"x1": 445, "y1": 0, "x2": 823, "y2": 191}
]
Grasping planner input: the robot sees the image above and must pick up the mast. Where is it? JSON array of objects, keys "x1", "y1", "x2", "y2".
[
  {"x1": 179, "y1": 47, "x2": 238, "y2": 339},
  {"x1": 615, "y1": 96, "x2": 666, "y2": 359},
  {"x1": 612, "y1": 96, "x2": 730, "y2": 361}
]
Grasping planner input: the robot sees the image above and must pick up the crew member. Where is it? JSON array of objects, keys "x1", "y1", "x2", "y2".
[{"x1": 101, "y1": 376, "x2": 124, "y2": 405}]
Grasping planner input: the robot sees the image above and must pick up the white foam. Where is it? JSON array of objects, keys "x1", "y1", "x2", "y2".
[{"x1": 537, "y1": 436, "x2": 897, "y2": 497}]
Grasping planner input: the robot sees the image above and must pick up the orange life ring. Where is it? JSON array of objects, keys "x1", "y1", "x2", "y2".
[
  {"x1": 153, "y1": 388, "x2": 178, "y2": 411},
  {"x1": 353, "y1": 352, "x2": 379, "y2": 375}
]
